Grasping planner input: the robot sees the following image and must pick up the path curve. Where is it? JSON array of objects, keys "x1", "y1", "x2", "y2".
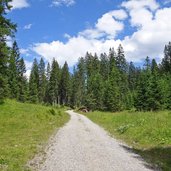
[{"x1": 36, "y1": 110, "x2": 153, "y2": 171}]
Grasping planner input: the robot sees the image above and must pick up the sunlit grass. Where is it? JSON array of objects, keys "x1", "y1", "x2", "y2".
[
  {"x1": 85, "y1": 110, "x2": 171, "y2": 170},
  {"x1": 0, "y1": 99, "x2": 69, "y2": 171}
]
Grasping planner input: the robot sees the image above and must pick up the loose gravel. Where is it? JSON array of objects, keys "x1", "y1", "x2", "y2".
[{"x1": 32, "y1": 110, "x2": 153, "y2": 171}]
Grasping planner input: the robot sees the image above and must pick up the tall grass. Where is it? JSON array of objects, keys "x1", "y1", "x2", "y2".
[
  {"x1": 85, "y1": 110, "x2": 171, "y2": 170},
  {"x1": 0, "y1": 99, "x2": 69, "y2": 171}
]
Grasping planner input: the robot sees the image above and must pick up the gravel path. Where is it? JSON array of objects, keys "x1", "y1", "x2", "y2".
[{"x1": 35, "y1": 110, "x2": 153, "y2": 171}]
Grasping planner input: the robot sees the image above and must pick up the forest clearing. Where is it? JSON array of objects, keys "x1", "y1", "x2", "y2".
[{"x1": 1, "y1": 0, "x2": 171, "y2": 170}]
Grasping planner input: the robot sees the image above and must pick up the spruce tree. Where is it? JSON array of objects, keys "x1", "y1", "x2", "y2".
[
  {"x1": 8, "y1": 41, "x2": 20, "y2": 99},
  {"x1": 0, "y1": 0, "x2": 16, "y2": 103},
  {"x1": 48, "y1": 59, "x2": 60, "y2": 105},
  {"x1": 161, "y1": 42, "x2": 171, "y2": 73},
  {"x1": 71, "y1": 58, "x2": 86, "y2": 107},
  {"x1": 18, "y1": 58, "x2": 27, "y2": 102},
  {"x1": 59, "y1": 62, "x2": 70, "y2": 105},
  {"x1": 116, "y1": 44, "x2": 128, "y2": 73},
  {"x1": 44, "y1": 62, "x2": 51, "y2": 103},
  {"x1": 29, "y1": 59, "x2": 39, "y2": 103},
  {"x1": 100, "y1": 53, "x2": 109, "y2": 80},
  {"x1": 38, "y1": 58, "x2": 46, "y2": 103},
  {"x1": 104, "y1": 66, "x2": 121, "y2": 111}
]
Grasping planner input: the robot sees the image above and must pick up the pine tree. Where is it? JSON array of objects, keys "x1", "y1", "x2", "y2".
[
  {"x1": 44, "y1": 62, "x2": 51, "y2": 103},
  {"x1": 100, "y1": 53, "x2": 109, "y2": 80},
  {"x1": 18, "y1": 58, "x2": 27, "y2": 102},
  {"x1": 109, "y1": 47, "x2": 116, "y2": 74},
  {"x1": 161, "y1": 42, "x2": 171, "y2": 73},
  {"x1": 59, "y1": 62, "x2": 70, "y2": 105},
  {"x1": 29, "y1": 59, "x2": 39, "y2": 103},
  {"x1": 48, "y1": 59, "x2": 60, "y2": 105},
  {"x1": 8, "y1": 41, "x2": 20, "y2": 99},
  {"x1": 104, "y1": 66, "x2": 121, "y2": 111},
  {"x1": 0, "y1": 0, "x2": 16, "y2": 103},
  {"x1": 71, "y1": 58, "x2": 86, "y2": 108},
  {"x1": 116, "y1": 44, "x2": 128, "y2": 73},
  {"x1": 38, "y1": 58, "x2": 46, "y2": 103}
]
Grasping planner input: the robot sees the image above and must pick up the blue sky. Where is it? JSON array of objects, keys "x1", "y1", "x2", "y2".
[{"x1": 7, "y1": 0, "x2": 171, "y2": 75}]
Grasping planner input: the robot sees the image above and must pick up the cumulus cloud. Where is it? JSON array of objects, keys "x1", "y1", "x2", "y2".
[
  {"x1": 80, "y1": 10, "x2": 127, "y2": 39},
  {"x1": 20, "y1": 48, "x2": 31, "y2": 57},
  {"x1": 24, "y1": 60, "x2": 33, "y2": 78},
  {"x1": 33, "y1": 37, "x2": 122, "y2": 67},
  {"x1": 10, "y1": 0, "x2": 29, "y2": 9},
  {"x1": 121, "y1": 0, "x2": 159, "y2": 11},
  {"x1": 23, "y1": 24, "x2": 32, "y2": 30},
  {"x1": 121, "y1": 0, "x2": 171, "y2": 62},
  {"x1": 52, "y1": 0, "x2": 75, "y2": 7},
  {"x1": 32, "y1": 0, "x2": 171, "y2": 67}
]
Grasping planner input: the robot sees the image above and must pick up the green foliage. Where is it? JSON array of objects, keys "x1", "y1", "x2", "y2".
[
  {"x1": 0, "y1": 0, "x2": 16, "y2": 102},
  {"x1": 38, "y1": 58, "x2": 46, "y2": 103},
  {"x1": 29, "y1": 59, "x2": 39, "y2": 103},
  {"x1": 48, "y1": 59, "x2": 60, "y2": 105},
  {"x1": 59, "y1": 61, "x2": 71, "y2": 105},
  {"x1": 0, "y1": 99, "x2": 69, "y2": 171},
  {"x1": 85, "y1": 110, "x2": 171, "y2": 170},
  {"x1": 49, "y1": 108, "x2": 56, "y2": 115}
]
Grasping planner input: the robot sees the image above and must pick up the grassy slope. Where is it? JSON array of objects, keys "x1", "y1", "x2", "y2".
[
  {"x1": 0, "y1": 100, "x2": 70, "y2": 171},
  {"x1": 85, "y1": 111, "x2": 171, "y2": 171}
]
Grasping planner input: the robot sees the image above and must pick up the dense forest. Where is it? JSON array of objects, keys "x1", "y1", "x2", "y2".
[{"x1": 1, "y1": 0, "x2": 171, "y2": 112}]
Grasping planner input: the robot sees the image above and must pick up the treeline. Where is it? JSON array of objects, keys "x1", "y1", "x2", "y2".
[
  {"x1": 1, "y1": 1, "x2": 171, "y2": 111},
  {"x1": 70, "y1": 43, "x2": 171, "y2": 111},
  {"x1": 2, "y1": 40, "x2": 171, "y2": 112}
]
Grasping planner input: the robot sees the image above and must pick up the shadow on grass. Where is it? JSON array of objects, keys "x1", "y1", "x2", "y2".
[{"x1": 120, "y1": 145, "x2": 171, "y2": 171}]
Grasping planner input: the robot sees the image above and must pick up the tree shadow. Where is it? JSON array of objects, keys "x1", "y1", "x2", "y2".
[{"x1": 120, "y1": 144, "x2": 171, "y2": 171}]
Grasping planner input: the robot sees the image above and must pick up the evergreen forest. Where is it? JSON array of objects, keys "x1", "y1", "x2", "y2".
[{"x1": 1, "y1": 0, "x2": 171, "y2": 112}]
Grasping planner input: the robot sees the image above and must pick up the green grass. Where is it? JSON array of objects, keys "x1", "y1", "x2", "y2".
[
  {"x1": 0, "y1": 99, "x2": 70, "y2": 171},
  {"x1": 85, "y1": 110, "x2": 171, "y2": 170}
]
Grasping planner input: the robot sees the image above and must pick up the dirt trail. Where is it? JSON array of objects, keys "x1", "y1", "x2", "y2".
[{"x1": 32, "y1": 110, "x2": 153, "y2": 171}]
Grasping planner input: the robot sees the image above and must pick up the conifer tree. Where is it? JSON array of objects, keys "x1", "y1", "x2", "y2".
[
  {"x1": 100, "y1": 53, "x2": 109, "y2": 79},
  {"x1": 18, "y1": 58, "x2": 27, "y2": 102},
  {"x1": 38, "y1": 58, "x2": 46, "y2": 103},
  {"x1": 29, "y1": 59, "x2": 39, "y2": 103},
  {"x1": 8, "y1": 41, "x2": 20, "y2": 99},
  {"x1": 71, "y1": 58, "x2": 86, "y2": 107},
  {"x1": 0, "y1": 0, "x2": 16, "y2": 103},
  {"x1": 44, "y1": 62, "x2": 51, "y2": 103},
  {"x1": 59, "y1": 62, "x2": 70, "y2": 105},
  {"x1": 161, "y1": 42, "x2": 171, "y2": 73},
  {"x1": 116, "y1": 44, "x2": 128, "y2": 73},
  {"x1": 104, "y1": 66, "x2": 121, "y2": 111},
  {"x1": 48, "y1": 59, "x2": 60, "y2": 105}
]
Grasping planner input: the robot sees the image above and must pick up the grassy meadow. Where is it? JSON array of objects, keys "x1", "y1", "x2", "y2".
[
  {"x1": 85, "y1": 110, "x2": 171, "y2": 170},
  {"x1": 0, "y1": 100, "x2": 70, "y2": 171}
]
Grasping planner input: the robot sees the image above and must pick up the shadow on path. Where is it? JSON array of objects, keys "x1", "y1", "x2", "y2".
[{"x1": 120, "y1": 144, "x2": 171, "y2": 171}]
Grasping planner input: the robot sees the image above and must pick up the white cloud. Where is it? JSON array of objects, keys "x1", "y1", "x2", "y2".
[
  {"x1": 121, "y1": 0, "x2": 171, "y2": 62},
  {"x1": 24, "y1": 60, "x2": 33, "y2": 78},
  {"x1": 121, "y1": 0, "x2": 159, "y2": 11},
  {"x1": 6, "y1": 36, "x2": 13, "y2": 47},
  {"x1": 52, "y1": 0, "x2": 75, "y2": 7},
  {"x1": 64, "y1": 33, "x2": 71, "y2": 39},
  {"x1": 23, "y1": 24, "x2": 32, "y2": 30},
  {"x1": 10, "y1": 0, "x2": 29, "y2": 9},
  {"x1": 20, "y1": 48, "x2": 31, "y2": 57},
  {"x1": 80, "y1": 10, "x2": 127, "y2": 39},
  {"x1": 33, "y1": 37, "x2": 122, "y2": 67},
  {"x1": 32, "y1": 0, "x2": 171, "y2": 67},
  {"x1": 25, "y1": 69, "x2": 31, "y2": 79},
  {"x1": 25, "y1": 60, "x2": 33, "y2": 69},
  {"x1": 109, "y1": 10, "x2": 128, "y2": 20}
]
